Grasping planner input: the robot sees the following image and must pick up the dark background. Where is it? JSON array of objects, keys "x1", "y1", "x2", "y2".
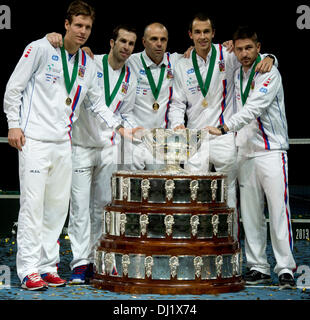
[{"x1": 0, "y1": 0, "x2": 309, "y2": 191}]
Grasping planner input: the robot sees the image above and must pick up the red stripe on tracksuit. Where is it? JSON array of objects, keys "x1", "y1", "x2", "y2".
[
  {"x1": 68, "y1": 85, "x2": 81, "y2": 140},
  {"x1": 281, "y1": 153, "x2": 293, "y2": 252},
  {"x1": 257, "y1": 117, "x2": 270, "y2": 150},
  {"x1": 67, "y1": 50, "x2": 86, "y2": 140},
  {"x1": 165, "y1": 87, "x2": 173, "y2": 128}
]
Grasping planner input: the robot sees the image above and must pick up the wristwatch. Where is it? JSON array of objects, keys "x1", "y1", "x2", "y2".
[
  {"x1": 115, "y1": 124, "x2": 124, "y2": 133},
  {"x1": 217, "y1": 124, "x2": 227, "y2": 135}
]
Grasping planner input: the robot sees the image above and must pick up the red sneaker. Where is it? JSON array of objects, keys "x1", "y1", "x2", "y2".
[
  {"x1": 41, "y1": 272, "x2": 67, "y2": 287},
  {"x1": 21, "y1": 273, "x2": 48, "y2": 291}
]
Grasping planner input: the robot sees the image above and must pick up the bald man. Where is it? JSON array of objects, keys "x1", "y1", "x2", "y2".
[{"x1": 122, "y1": 22, "x2": 184, "y2": 170}]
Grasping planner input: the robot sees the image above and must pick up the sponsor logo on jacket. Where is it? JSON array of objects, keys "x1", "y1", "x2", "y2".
[
  {"x1": 78, "y1": 65, "x2": 86, "y2": 78},
  {"x1": 187, "y1": 68, "x2": 194, "y2": 74},
  {"x1": 121, "y1": 82, "x2": 129, "y2": 95},
  {"x1": 24, "y1": 46, "x2": 33, "y2": 58},
  {"x1": 219, "y1": 60, "x2": 225, "y2": 72}
]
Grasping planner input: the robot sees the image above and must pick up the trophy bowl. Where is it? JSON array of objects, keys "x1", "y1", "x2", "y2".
[{"x1": 137, "y1": 128, "x2": 208, "y2": 172}]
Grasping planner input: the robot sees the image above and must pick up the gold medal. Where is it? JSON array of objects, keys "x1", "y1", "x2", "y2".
[
  {"x1": 153, "y1": 102, "x2": 160, "y2": 111},
  {"x1": 66, "y1": 97, "x2": 72, "y2": 106},
  {"x1": 202, "y1": 98, "x2": 208, "y2": 108}
]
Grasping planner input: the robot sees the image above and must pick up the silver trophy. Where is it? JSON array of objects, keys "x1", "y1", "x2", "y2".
[{"x1": 135, "y1": 128, "x2": 209, "y2": 172}]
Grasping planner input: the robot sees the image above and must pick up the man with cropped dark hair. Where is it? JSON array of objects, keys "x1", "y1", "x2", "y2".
[
  {"x1": 111, "y1": 24, "x2": 137, "y2": 41},
  {"x1": 188, "y1": 12, "x2": 216, "y2": 32},
  {"x1": 232, "y1": 26, "x2": 258, "y2": 43},
  {"x1": 68, "y1": 25, "x2": 138, "y2": 284},
  {"x1": 207, "y1": 26, "x2": 297, "y2": 289},
  {"x1": 169, "y1": 14, "x2": 276, "y2": 243}
]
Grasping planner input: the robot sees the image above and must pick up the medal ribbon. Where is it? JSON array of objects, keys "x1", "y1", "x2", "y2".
[
  {"x1": 240, "y1": 55, "x2": 261, "y2": 105},
  {"x1": 60, "y1": 43, "x2": 79, "y2": 97},
  {"x1": 192, "y1": 44, "x2": 217, "y2": 99},
  {"x1": 102, "y1": 54, "x2": 126, "y2": 107},
  {"x1": 140, "y1": 53, "x2": 166, "y2": 101}
]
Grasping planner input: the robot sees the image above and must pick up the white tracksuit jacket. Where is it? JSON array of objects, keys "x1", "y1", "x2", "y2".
[
  {"x1": 168, "y1": 45, "x2": 278, "y2": 242},
  {"x1": 226, "y1": 58, "x2": 289, "y2": 156},
  {"x1": 120, "y1": 50, "x2": 181, "y2": 170},
  {"x1": 2, "y1": 37, "x2": 121, "y2": 282},
  {"x1": 72, "y1": 54, "x2": 136, "y2": 148},
  {"x1": 169, "y1": 46, "x2": 276, "y2": 130},
  {"x1": 128, "y1": 50, "x2": 182, "y2": 129},
  {"x1": 169, "y1": 44, "x2": 238, "y2": 130},
  {"x1": 3, "y1": 37, "x2": 120, "y2": 141},
  {"x1": 227, "y1": 58, "x2": 295, "y2": 276},
  {"x1": 68, "y1": 55, "x2": 136, "y2": 270}
]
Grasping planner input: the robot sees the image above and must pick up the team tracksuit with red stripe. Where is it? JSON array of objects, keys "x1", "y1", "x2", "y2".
[
  {"x1": 69, "y1": 54, "x2": 136, "y2": 270},
  {"x1": 122, "y1": 50, "x2": 181, "y2": 170},
  {"x1": 3, "y1": 37, "x2": 121, "y2": 282},
  {"x1": 169, "y1": 44, "x2": 241, "y2": 241},
  {"x1": 225, "y1": 58, "x2": 296, "y2": 277}
]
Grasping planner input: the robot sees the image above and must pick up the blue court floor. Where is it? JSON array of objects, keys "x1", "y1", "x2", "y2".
[{"x1": 0, "y1": 236, "x2": 309, "y2": 302}]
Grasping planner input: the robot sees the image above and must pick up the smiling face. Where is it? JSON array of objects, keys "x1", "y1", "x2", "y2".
[
  {"x1": 142, "y1": 23, "x2": 168, "y2": 65},
  {"x1": 234, "y1": 38, "x2": 261, "y2": 72},
  {"x1": 64, "y1": 14, "x2": 93, "y2": 49},
  {"x1": 189, "y1": 18, "x2": 215, "y2": 57},
  {"x1": 110, "y1": 28, "x2": 137, "y2": 63}
]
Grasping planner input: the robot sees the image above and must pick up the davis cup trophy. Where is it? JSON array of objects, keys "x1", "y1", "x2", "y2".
[
  {"x1": 140, "y1": 128, "x2": 206, "y2": 172},
  {"x1": 92, "y1": 128, "x2": 244, "y2": 294}
]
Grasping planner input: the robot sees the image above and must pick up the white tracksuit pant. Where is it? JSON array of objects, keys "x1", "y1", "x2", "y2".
[
  {"x1": 68, "y1": 144, "x2": 117, "y2": 270},
  {"x1": 17, "y1": 138, "x2": 72, "y2": 282},
  {"x1": 237, "y1": 151, "x2": 296, "y2": 276},
  {"x1": 185, "y1": 133, "x2": 239, "y2": 241}
]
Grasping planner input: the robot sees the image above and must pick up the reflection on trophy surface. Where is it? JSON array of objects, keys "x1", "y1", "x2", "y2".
[
  {"x1": 134, "y1": 128, "x2": 209, "y2": 173},
  {"x1": 92, "y1": 128, "x2": 244, "y2": 295}
]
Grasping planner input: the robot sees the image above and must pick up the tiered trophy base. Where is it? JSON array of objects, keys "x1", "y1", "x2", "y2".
[
  {"x1": 92, "y1": 238, "x2": 244, "y2": 295},
  {"x1": 92, "y1": 169, "x2": 244, "y2": 295},
  {"x1": 92, "y1": 277, "x2": 244, "y2": 295}
]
